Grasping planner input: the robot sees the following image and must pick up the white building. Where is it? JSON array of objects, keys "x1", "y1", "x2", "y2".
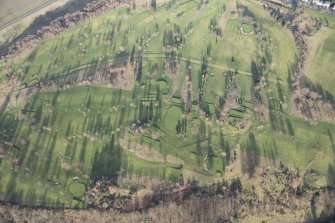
[{"x1": 312, "y1": 0, "x2": 331, "y2": 7}]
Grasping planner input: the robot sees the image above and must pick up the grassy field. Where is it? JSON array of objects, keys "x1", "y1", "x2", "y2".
[
  {"x1": 0, "y1": 86, "x2": 184, "y2": 207},
  {"x1": 0, "y1": 0, "x2": 50, "y2": 26},
  {"x1": 242, "y1": 116, "x2": 335, "y2": 186},
  {"x1": 305, "y1": 8, "x2": 335, "y2": 29},
  {"x1": 304, "y1": 24, "x2": 335, "y2": 96},
  {"x1": 0, "y1": 0, "x2": 334, "y2": 209},
  {"x1": 5, "y1": 0, "x2": 295, "y2": 85}
]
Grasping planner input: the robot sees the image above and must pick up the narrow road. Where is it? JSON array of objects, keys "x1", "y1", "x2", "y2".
[{"x1": 0, "y1": 0, "x2": 57, "y2": 31}]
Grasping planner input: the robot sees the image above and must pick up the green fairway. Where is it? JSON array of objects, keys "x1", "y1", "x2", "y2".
[
  {"x1": 5, "y1": 0, "x2": 296, "y2": 87},
  {"x1": 305, "y1": 28, "x2": 335, "y2": 96},
  {"x1": 68, "y1": 182, "x2": 86, "y2": 198},
  {"x1": 1, "y1": 0, "x2": 334, "y2": 210},
  {"x1": 242, "y1": 116, "x2": 335, "y2": 185}
]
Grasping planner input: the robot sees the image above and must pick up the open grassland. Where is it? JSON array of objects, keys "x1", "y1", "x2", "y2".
[
  {"x1": 244, "y1": 0, "x2": 297, "y2": 78},
  {"x1": 0, "y1": 86, "x2": 183, "y2": 207},
  {"x1": 305, "y1": 8, "x2": 335, "y2": 29},
  {"x1": 5, "y1": 0, "x2": 295, "y2": 86},
  {"x1": 304, "y1": 26, "x2": 335, "y2": 96},
  {"x1": 0, "y1": 0, "x2": 334, "y2": 210},
  {"x1": 0, "y1": 0, "x2": 50, "y2": 26},
  {"x1": 243, "y1": 116, "x2": 335, "y2": 186}
]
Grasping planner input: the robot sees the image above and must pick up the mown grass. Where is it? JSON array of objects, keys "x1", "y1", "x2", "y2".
[
  {"x1": 242, "y1": 116, "x2": 335, "y2": 185},
  {"x1": 4, "y1": 0, "x2": 296, "y2": 89},
  {"x1": 0, "y1": 85, "x2": 185, "y2": 207},
  {"x1": 0, "y1": 0, "x2": 328, "y2": 209},
  {"x1": 306, "y1": 30, "x2": 335, "y2": 95}
]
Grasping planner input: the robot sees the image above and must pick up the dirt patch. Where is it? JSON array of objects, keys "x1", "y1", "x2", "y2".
[
  {"x1": 181, "y1": 63, "x2": 192, "y2": 113},
  {"x1": 165, "y1": 58, "x2": 180, "y2": 96},
  {"x1": 62, "y1": 64, "x2": 135, "y2": 90},
  {"x1": 120, "y1": 137, "x2": 165, "y2": 163}
]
